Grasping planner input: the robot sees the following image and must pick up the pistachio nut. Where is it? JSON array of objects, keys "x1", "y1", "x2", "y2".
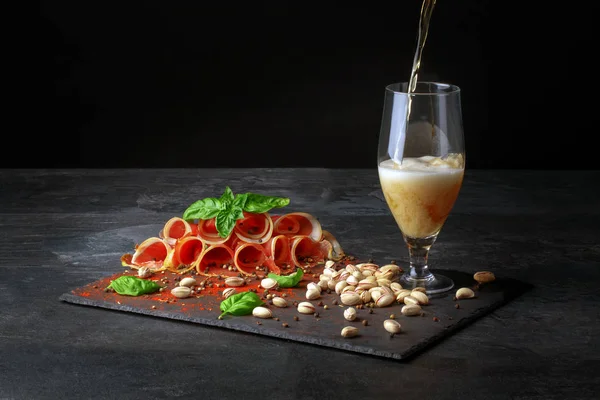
[
  {"x1": 179, "y1": 277, "x2": 197, "y2": 287},
  {"x1": 390, "y1": 282, "x2": 403, "y2": 294},
  {"x1": 252, "y1": 306, "x2": 273, "y2": 319},
  {"x1": 383, "y1": 319, "x2": 402, "y2": 334},
  {"x1": 345, "y1": 264, "x2": 359, "y2": 274},
  {"x1": 335, "y1": 281, "x2": 348, "y2": 295},
  {"x1": 260, "y1": 278, "x2": 278, "y2": 290},
  {"x1": 403, "y1": 295, "x2": 420, "y2": 305},
  {"x1": 456, "y1": 287, "x2": 475, "y2": 299},
  {"x1": 395, "y1": 289, "x2": 413, "y2": 303},
  {"x1": 340, "y1": 292, "x2": 361, "y2": 306},
  {"x1": 271, "y1": 296, "x2": 288, "y2": 308},
  {"x1": 225, "y1": 277, "x2": 245, "y2": 287},
  {"x1": 306, "y1": 288, "x2": 321, "y2": 300},
  {"x1": 401, "y1": 304, "x2": 422, "y2": 316},
  {"x1": 137, "y1": 266, "x2": 153, "y2": 279},
  {"x1": 359, "y1": 290, "x2": 371, "y2": 304},
  {"x1": 343, "y1": 307, "x2": 357, "y2": 321},
  {"x1": 297, "y1": 301, "x2": 316, "y2": 314},
  {"x1": 341, "y1": 326, "x2": 359, "y2": 338},
  {"x1": 306, "y1": 282, "x2": 322, "y2": 293},
  {"x1": 171, "y1": 286, "x2": 192, "y2": 299},
  {"x1": 375, "y1": 293, "x2": 395, "y2": 307},
  {"x1": 346, "y1": 275, "x2": 359, "y2": 286},
  {"x1": 410, "y1": 291, "x2": 429, "y2": 305},
  {"x1": 473, "y1": 271, "x2": 496, "y2": 284}
]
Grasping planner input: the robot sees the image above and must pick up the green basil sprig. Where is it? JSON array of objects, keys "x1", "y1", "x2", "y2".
[
  {"x1": 267, "y1": 268, "x2": 304, "y2": 288},
  {"x1": 183, "y1": 187, "x2": 290, "y2": 238},
  {"x1": 219, "y1": 291, "x2": 265, "y2": 319},
  {"x1": 107, "y1": 276, "x2": 162, "y2": 296}
]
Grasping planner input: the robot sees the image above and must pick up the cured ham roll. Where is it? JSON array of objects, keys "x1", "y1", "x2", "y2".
[
  {"x1": 321, "y1": 230, "x2": 345, "y2": 261},
  {"x1": 123, "y1": 237, "x2": 171, "y2": 271},
  {"x1": 272, "y1": 212, "x2": 322, "y2": 242},
  {"x1": 165, "y1": 236, "x2": 205, "y2": 274},
  {"x1": 262, "y1": 234, "x2": 291, "y2": 274},
  {"x1": 233, "y1": 242, "x2": 267, "y2": 275},
  {"x1": 197, "y1": 218, "x2": 230, "y2": 245},
  {"x1": 234, "y1": 212, "x2": 273, "y2": 244},
  {"x1": 195, "y1": 243, "x2": 236, "y2": 276},
  {"x1": 159, "y1": 217, "x2": 193, "y2": 246},
  {"x1": 290, "y1": 235, "x2": 332, "y2": 268}
]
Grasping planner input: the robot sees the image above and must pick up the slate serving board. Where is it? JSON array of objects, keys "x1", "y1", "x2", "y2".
[{"x1": 59, "y1": 267, "x2": 532, "y2": 361}]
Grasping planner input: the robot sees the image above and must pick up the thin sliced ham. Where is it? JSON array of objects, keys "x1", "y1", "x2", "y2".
[
  {"x1": 290, "y1": 235, "x2": 332, "y2": 268},
  {"x1": 197, "y1": 218, "x2": 231, "y2": 245},
  {"x1": 234, "y1": 212, "x2": 273, "y2": 244},
  {"x1": 272, "y1": 212, "x2": 322, "y2": 242},
  {"x1": 233, "y1": 242, "x2": 267, "y2": 275},
  {"x1": 122, "y1": 237, "x2": 171, "y2": 271},
  {"x1": 321, "y1": 230, "x2": 345, "y2": 261},
  {"x1": 159, "y1": 217, "x2": 193, "y2": 246},
  {"x1": 165, "y1": 236, "x2": 205, "y2": 274},
  {"x1": 262, "y1": 234, "x2": 291, "y2": 274},
  {"x1": 195, "y1": 243, "x2": 236, "y2": 276}
]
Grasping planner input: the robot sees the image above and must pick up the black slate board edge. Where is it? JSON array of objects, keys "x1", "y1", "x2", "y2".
[{"x1": 59, "y1": 277, "x2": 533, "y2": 361}]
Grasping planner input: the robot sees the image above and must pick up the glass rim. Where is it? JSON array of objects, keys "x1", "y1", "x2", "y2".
[{"x1": 385, "y1": 81, "x2": 461, "y2": 96}]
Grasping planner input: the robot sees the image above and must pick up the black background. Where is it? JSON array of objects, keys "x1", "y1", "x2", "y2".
[{"x1": 24, "y1": 1, "x2": 598, "y2": 169}]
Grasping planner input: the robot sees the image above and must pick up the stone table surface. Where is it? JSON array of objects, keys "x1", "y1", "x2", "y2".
[{"x1": 1, "y1": 168, "x2": 598, "y2": 400}]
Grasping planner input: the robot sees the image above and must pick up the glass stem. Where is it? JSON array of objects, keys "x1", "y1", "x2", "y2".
[{"x1": 406, "y1": 240, "x2": 435, "y2": 281}]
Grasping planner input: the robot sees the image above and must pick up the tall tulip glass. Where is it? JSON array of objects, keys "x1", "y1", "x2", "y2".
[{"x1": 377, "y1": 82, "x2": 465, "y2": 294}]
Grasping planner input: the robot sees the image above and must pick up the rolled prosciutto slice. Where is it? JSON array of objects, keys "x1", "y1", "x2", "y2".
[
  {"x1": 233, "y1": 212, "x2": 273, "y2": 244},
  {"x1": 160, "y1": 217, "x2": 193, "y2": 246},
  {"x1": 290, "y1": 235, "x2": 333, "y2": 268},
  {"x1": 272, "y1": 212, "x2": 322, "y2": 242},
  {"x1": 233, "y1": 242, "x2": 267, "y2": 275},
  {"x1": 197, "y1": 218, "x2": 231, "y2": 245},
  {"x1": 121, "y1": 237, "x2": 171, "y2": 271},
  {"x1": 195, "y1": 243, "x2": 236, "y2": 276},
  {"x1": 321, "y1": 230, "x2": 345, "y2": 261},
  {"x1": 165, "y1": 236, "x2": 205, "y2": 274},
  {"x1": 262, "y1": 234, "x2": 291, "y2": 275}
]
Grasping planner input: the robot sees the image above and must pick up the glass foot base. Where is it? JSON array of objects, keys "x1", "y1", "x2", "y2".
[{"x1": 399, "y1": 272, "x2": 454, "y2": 294}]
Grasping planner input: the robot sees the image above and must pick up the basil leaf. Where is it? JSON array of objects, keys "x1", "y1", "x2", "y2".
[
  {"x1": 233, "y1": 193, "x2": 248, "y2": 209},
  {"x1": 219, "y1": 186, "x2": 235, "y2": 207},
  {"x1": 230, "y1": 205, "x2": 245, "y2": 221},
  {"x1": 215, "y1": 209, "x2": 238, "y2": 238},
  {"x1": 182, "y1": 197, "x2": 223, "y2": 220},
  {"x1": 243, "y1": 193, "x2": 290, "y2": 214},
  {"x1": 267, "y1": 268, "x2": 304, "y2": 288},
  {"x1": 219, "y1": 291, "x2": 264, "y2": 318},
  {"x1": 107, "y1": 276, "x2": 162, "y2": 296}
]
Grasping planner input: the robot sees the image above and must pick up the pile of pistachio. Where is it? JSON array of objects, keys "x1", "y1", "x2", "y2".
[{"x1": 305, "y1": 260, "x2": 430, "y2": 314}]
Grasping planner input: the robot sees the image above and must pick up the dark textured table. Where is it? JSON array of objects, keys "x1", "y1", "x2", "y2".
[{"x1": 1, "y1": 168, "x2": 599, "y2": 400}]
